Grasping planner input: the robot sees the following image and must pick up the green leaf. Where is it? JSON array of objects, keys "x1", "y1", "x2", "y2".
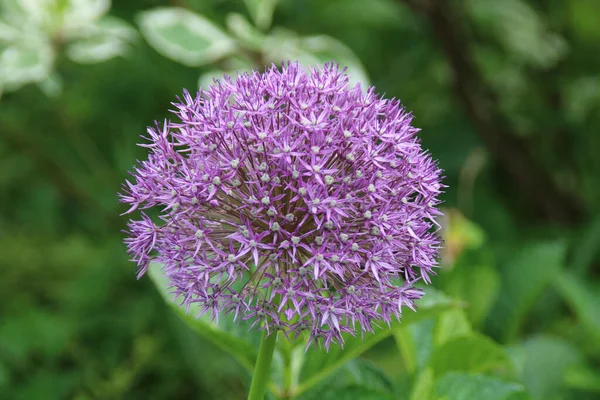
[
  {"x1": 61, "y1": 0, "x2": 110, "y2": 26},
  {"x1": 487, "y1": 241, "x2": 567, "y2": 342},
  {"x1": 66, "y1": 14, "x2": 138, "y2": 63},
  {"x1": 243, "y1": 0, "x2": 278, "y2": 31},
  {"x1": 226, "y1": 13, "x2": 266, "y2": 51},
  {"x1": 298, "y1": 359, "x2": 396, "y2": 400},
  {"x1": 296, "y1": 289, "x2": 455, "y2": 396},
  {"x1": 264, "y1": 30, "x2": 370, "y2": 86},
  {"x1": 429, "y1": 333, "x2": 512, "y2": 376},
  {"x1": 393, "y1": 325, "x2": 418, "y2": 374},
  {"x1": 563, "y1": 364, "x2": 600, "y2": 393},
  {"x1": 435, "y1": 372, "x2": 528, "y2": 400},
  {"x1": 409, "y1": 318, "x2": 437, "y2": 372},
  {"x1": 197, "y1": 57, "x2": 255, "y2": 90},
  {"x1": 67, "y1": 36, "x2": 129, "y2": 64},
  {"x1": 442, "y1": 263, "x2": 500, "y2": 327},
  {"x1": 433, "y1": 308, "x2": 472, "y2": 347},
  {"x1": 136, "y1": 7, "x2": 236, "y2": 67},
  {"x1": 147, "y1": 263, "x2": 260, "y2": 371},
  {"x1": 509, "y1": 335, "x2": 583, "y2": 400},
  {"x1": 409, "y1": 368, "x2": 435, "y2": 400},
  {"x1": 0, "y1": 40, "x2": 54, "y2": 92},
  {"x1": 554, "y1": 271, "x2": 600, "y2": 339}
]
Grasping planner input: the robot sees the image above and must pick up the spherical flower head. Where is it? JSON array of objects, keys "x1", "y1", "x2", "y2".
[{"x1": 120, "y1": 63, "x2": 443, "y2": 349}]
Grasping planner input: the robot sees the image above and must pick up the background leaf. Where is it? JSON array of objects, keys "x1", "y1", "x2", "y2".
[
  {"x1": 435, "y1": 372, "x2": 528, "y2": 400},
  {"x1": 298, "y1": 359, "x2": 396, "y2": 400},
  {"x1": 486, "y1": 241, "x2": 568, "y2": 342},
  {"x1": 429, "y1": 333, "x2": 512, "y2": 376},
  {"x1": 508, "y1": 335, "x2": 583, "y2": 400},
  {"x1": 0, "y1": 41, "x2": 54, "y2": 91},
  {"x1": 409, "y1": 368, "x2": 435, "y2": 400},
  {"x1": 554, "y1": 271, "x2": 600, "y2": 340},
  {"x1": 264, "y1": 30, "x2": 370, "y2": 86},
  {"x1": 296, "y1": 289, "x2": 455, "y2": 396},
  {"x1": 147, "y1": 262, "x2": 261, "y2": 371},
  {"x1": 243, "y1": 0, "x2": 278, "y2": 31},
  {"x1": 136, "y1": 7, "x2": 235, "y2": 67}
]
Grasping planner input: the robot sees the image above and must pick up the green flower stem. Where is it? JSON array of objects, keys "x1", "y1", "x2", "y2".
[
  {"x1": 280, "y1": 333, "x2": 295, "y2": 399},
  {"x1": 393, "y1": 326, "x2": 417, "y2": 374},
  {"x1": 248, "y1": 330, "x2": 278, "y2": 400}
]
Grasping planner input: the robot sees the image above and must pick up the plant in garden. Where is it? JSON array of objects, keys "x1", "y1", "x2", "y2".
[
  {"x1": 120, "y1": 62, "x2": 443, "y2": 399},
  {"x1": 135, "y1": 4, "x2": 370, "y2": 91},
  {"x1": 0, "y1": 0, "x2": 135, "y2": 98}
]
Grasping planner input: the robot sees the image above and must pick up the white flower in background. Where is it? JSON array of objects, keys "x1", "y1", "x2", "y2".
[{"x1": 0, "y1": 0, "x2": 136, "y2": 97}]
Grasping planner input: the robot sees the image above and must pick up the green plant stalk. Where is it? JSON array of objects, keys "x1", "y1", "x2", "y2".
[
  {"x1": 393, "y1": 326, "x2": 417, "y2": 374},
  {"x1": 248, "y1": 330, "x2": 278, "y2": 400},
  {"x1": 279, "y1": 333, "x2": 300, "y2": 399}
]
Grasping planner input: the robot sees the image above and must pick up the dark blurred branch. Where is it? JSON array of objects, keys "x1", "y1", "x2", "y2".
[{"x1": 398, "y1": 0, "x2": 585, "y2": 225}]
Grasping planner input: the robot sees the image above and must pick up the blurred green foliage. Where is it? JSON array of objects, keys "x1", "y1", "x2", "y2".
[{"x1": 1, "y1": 0, "x2": 600, "y2": 399}]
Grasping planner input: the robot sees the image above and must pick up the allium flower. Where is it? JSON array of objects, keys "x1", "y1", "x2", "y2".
[{"x1": 120, "y1": 63, "x2": 443, "y2": 348}]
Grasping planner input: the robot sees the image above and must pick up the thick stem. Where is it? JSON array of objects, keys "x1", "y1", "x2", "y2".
[
  {"x1": 282, "y1": 340, "x2": 293, "y2": 396},
  {"x1": 248, "y1": 331, "x2": 278, "y2": 400}
]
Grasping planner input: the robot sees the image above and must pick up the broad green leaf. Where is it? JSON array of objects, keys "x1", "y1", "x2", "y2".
[
  {"x1": 509, "y1": 335, "x2": 583, "y2": 400},
  {"x1": 393, "y1": 326, "x2": 418, "y2": 374},
  {"x1": 298, "y1": 35, "x2": 370, "y2": 87},
  {"x1": 197, "y1": 57, "x2": 255, "y2": 90},
  {"x1": 0, "y1": 40, "x2": 54, "y2": 92},
  {"x1": 147, "y1": 262, "x2": 260, "y2": 371},
  {"x1": 65, "y1": 16, "x2": 137, "y2": 64},
  {"x1": 487, "y1": 241, "x2": 567, "y2": 342},
  {"x1": 136, "y1": 7, "x2": 236, "y2": 67},
  {"x1": 264, "y1": 29, "x2": 370, "y2": 87},
  {"x1": 63, "y1": 0, "x2": 110, "y2": 23},
  {"x1": 226, "y1": 13, "x2": 266, "y2": 51},
  {"x1": 296, "y1": 289, "x2": 455, "y2": 396},
  {"x1": 435, "y1": 372, "x2": 528, "y2": 400},
  {"x1": 433, "y1": 308, "x2": 472, "y2": 347},
  {"x1": 298, "y1": 359, "x2": 396, "y2": 400},
  {"x1": 168, "y1": 311, "x2": 248, "y2": 399},
  {"x1": 429, "y1": 333, "x2": 512, "y2": 376},
  {"x1": 243, "y1": 0, "x2": 278, "y2": 31},
  {"x1": 563, "y1": 364, "x2": 600, "y2": 393},
  {"x1": 409, "y1": 368, "x2": 435, "y2": 400},
  {"x1": 67, "y1": 36, "x2": 129, "y2": 64},
  {"x1": 409, "y1": 318, "x2": 437, "y2": 372},
  {"x1": 554, "y1": 271, "x2": 600, "y2": 339},
  {"x1": 61, "y1": 0, "x2": 111, "y2": 35},
  {"x1": 92, "y1": 16, "x2": 138, "y2": 41},
  {"x1": 442, "y1": 263, "x2": 500, "y2": 327}
]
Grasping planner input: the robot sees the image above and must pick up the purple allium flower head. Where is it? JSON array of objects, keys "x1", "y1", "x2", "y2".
[{"x1": 120, "y1": 63, "x2": 443, "y2": 349}]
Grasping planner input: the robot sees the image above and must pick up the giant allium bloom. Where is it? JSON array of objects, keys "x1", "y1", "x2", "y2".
[{"x1": 121, "y1": 63, "x2": 443, "y2": 348}]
